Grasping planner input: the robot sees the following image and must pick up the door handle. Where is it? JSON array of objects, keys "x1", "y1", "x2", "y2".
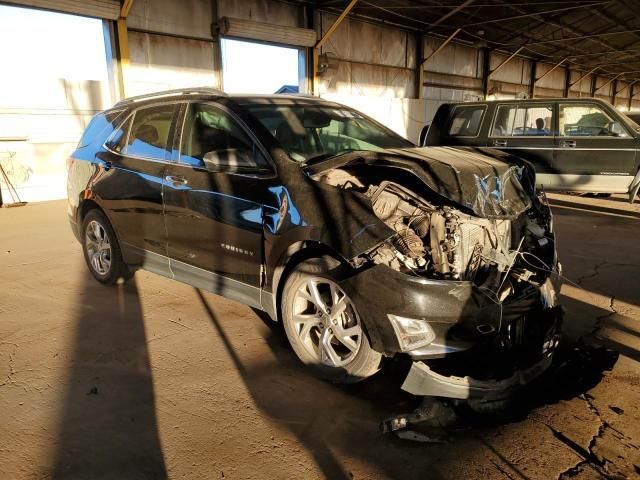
[
  {"x1": 493, "y1": 139, "x2": 508, "y2": 147},
  {"x1": 561, "y1": 140, "x2": 576, "y2": 148},
  {"x1": 165, "y1": 175, "x2": 188, "y2": 186}
]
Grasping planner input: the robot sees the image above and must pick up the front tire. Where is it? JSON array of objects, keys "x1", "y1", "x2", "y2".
[
  {"x1": 281, "y1": 259, "x2": 382, "y2": 383},
  {"x1": 81, "y1": 209, "x2": 133, "y2": 286}
]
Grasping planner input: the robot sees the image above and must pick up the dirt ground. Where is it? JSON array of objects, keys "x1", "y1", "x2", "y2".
[{"x1": 0, "y1": 193, "x2": 639, "y2": 480}]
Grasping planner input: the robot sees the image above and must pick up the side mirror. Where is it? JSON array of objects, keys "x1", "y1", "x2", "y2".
[{"x1": 202, "y1": 148, "x2": 270, "y2": 173}]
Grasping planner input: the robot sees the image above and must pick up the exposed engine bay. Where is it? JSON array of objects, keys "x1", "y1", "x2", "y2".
[{"x1": 316, "y1": 165, "x2": 556, "y2": 304}]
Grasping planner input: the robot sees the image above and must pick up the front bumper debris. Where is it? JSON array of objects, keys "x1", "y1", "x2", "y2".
[{"x1": 401, "y1": 354, "x2": 554, "y2": 401}]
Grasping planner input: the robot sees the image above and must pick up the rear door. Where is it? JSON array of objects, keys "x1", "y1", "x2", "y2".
[
  {"x1": 487, "y1": 102, "x2": 556, "y2": 188},
  {"x1": 99, "y1": 102, "x2": 179, "y2": 273},
  {"x1": 551, "y1": 102, "x2": 638, "y2": 192},
  {"x1": 163, "y1": 101, "x2": 276, "y2": 309}
]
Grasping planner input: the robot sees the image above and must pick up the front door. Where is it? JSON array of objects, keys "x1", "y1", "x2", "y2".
[
  {"x1": 163, "y1": 101, "x2": 275, "y2": 309},
  {"x1": 97, "y1": 102, "x2": 179, "y2": 274},
  {"x1": 488, "y1": 102, "x2": 556, "y2": 189},
  {"x1": 551, "y1": 102, "x2": 638, "y2": 192}
]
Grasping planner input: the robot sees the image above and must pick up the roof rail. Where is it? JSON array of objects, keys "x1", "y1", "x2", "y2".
[{"x1": 114, "y1": 87, "x2": 226, "y2": 107}]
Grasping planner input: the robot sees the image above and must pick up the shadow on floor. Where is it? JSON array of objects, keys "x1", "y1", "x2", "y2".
[
  {"x1": 195, "y1": 288, "x2": 619, "y2": 479},
  {"x1": 51, "y1": 273, "x2": 167, "y2": 479}
]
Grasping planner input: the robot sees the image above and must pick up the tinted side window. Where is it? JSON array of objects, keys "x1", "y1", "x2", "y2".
[
  {"x1": 180, "y1": 103, "x2": 268, "y2": 170},
  {"x1": 559, "y1": 104, "x2": 629, "y2": 137},
  {"x1": 124, "y1": 104, "x2": 176, "y2": 159},
  {"x1": 447, "y1": 106, "x2": 485, "y2": 136},
  {"x1": 491, "y1": 105, "x2": 554, "y2": 136},
  {"x1": 78, "y1": 109, "x2": 124, "y2": 148},
  {"x1": 107, "y1": 114, "x2": 132, "y2": 152}
]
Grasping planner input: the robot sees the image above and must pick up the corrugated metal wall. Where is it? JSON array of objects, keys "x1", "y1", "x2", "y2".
[
  {"x1": 317, "y1": 11, "x2": 415, "y2": 98},
  {"x1": 3, "y1": 0, "x2": 639, "y2": 203},
  {"x1": 126, "y1": 0, "x2": 219, "y2": 94}
]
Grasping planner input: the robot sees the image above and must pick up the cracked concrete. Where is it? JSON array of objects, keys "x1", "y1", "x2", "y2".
[{"x1": 0, "y1": 194, "x2": 638, "y2": 480}]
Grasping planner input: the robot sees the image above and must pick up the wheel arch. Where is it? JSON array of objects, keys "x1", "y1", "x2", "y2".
[
  {"x1": 78, "y1": 198, "x2": 102, "y2": 223},
  {"x1": 269, "y1": 241, "x2": 350, "y2": 323},
  {"x1": 77, "y1": 198, "x2": 132, "y2": 264}
]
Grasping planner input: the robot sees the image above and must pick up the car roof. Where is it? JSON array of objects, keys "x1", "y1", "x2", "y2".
[
  {"x1": 111, "y1": 87, "x2": 340, "y2": 110},
  {"x1": 448, "y1": 97, "x2": 612, "y2": 106}
]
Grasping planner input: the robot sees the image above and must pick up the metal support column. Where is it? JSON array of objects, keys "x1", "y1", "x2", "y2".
[
  {"x1": 211, "y1": 0, "x2": 223, "y2": 91},
  {"x1": 415, "y1": 32, "x2": 424, "y2": 99},
  {"x1": 563, "y1": 66, "x2": 571, "y2": 97},
  {"x1": 529, "y1": 61, "x2": 537, "y2": 98},
  {"x1": 482, "y1": 48, "x2": 491, "y2": 99},
  {"x1": 305, "y1": 5, "x2": 315, "y2": 95},
  {"x1": 115, "y1": 0, "x2": 135, "y2": 98}
]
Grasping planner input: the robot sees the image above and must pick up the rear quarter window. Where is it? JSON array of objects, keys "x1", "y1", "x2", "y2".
[
  {"x1": 447, "y1": 105, "x2": 486, "y2": 137},
  {"x1": 77, "y1": 109, "x2": 125, "y2": 148}
]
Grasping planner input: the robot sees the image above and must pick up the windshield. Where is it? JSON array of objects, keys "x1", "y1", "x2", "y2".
[{"x1": 243, "y1": 102, "x2": 414, "y2": 162}]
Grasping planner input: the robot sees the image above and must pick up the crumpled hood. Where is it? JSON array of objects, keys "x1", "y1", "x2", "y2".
[{"x1": 316, "y1": 146, "x2": 536, "y2": 219}]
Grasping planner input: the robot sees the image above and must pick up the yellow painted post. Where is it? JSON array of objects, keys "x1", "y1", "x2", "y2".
[
  {"x1": 116, "y1": 17, "x2": 130, "y2": 98},
  {"x1": 116, "y1": 0, "x2": 135, "y2": 99}
]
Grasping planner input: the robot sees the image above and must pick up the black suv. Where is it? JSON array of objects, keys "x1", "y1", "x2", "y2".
[
  {"x1": 68, "y1": 88, "x2": 561, "y2": 403},
  {"x1": 424, "y1": 98, "x2": 640, "y2": 199}
]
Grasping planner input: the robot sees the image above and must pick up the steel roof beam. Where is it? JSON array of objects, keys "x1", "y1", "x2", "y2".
[
  {"x1": 594, "y1": 73, "x2": 622, "y2": 94},
  {"x1": 487, "y1": 46, "x2": 525, "y2": 80},
  {"x1": 430, "y1": 0, "x2": 476, "y2": 28},
  {"x1": 569, "y1": 67, "x2": 599, "y2": 87},
  {"x1": 419, "y1": 27, "x2": 461, "y2": 67},
  {"x1": 316, "y1": 0, "x2": 359, "y2": 48},
  {"x1": 534, "y1": 58, "x2": 567, "y2": 84}
]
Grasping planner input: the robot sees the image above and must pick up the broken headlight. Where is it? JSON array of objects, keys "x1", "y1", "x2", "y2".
[{"x1": 388, "y1": 314, "x2": 436, "y2": 351}]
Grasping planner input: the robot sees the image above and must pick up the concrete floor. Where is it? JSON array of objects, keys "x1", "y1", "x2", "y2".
[{"x1": 0, "y1": 194, "x2": 638, "y2": 480}]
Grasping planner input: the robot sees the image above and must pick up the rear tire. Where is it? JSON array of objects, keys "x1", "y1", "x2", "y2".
[
  {"x1": 81, "y1": 209, "x2": 133, "y2": 286},
  {"x1": 281, "y1": 258, "x2": 382, "y2": 383}
]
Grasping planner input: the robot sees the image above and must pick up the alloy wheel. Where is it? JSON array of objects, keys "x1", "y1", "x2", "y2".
[
  {"x1": 291, "y1": 277, "x2": 362, "y2": 367},
  {"x1": 85, "y1": 220, "x2": 112, "y2": 276}
]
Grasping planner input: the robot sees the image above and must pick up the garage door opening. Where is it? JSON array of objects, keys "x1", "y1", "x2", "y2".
[
  {"x1": 221, "y1": 38, "x2": 303, "y2": 94},
  {"x1": 0, "y1": 4, "x2": 111, "y2": 204}
]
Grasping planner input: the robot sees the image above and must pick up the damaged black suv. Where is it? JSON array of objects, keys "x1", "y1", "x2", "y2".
[{"x1": 67, "y1": 88, "x2": 562, "y2": 404}]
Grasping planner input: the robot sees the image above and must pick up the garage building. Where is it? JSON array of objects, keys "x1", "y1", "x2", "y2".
[{"x1": 1, "y1": 2, "x2": 639, "y2": 480}]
